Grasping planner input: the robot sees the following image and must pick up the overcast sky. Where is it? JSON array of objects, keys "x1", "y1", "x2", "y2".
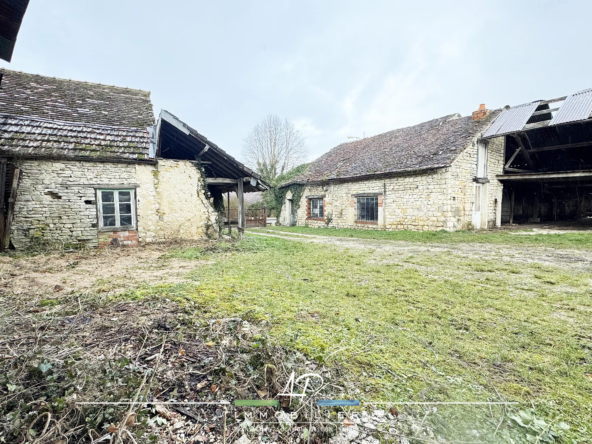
[{"x1": 4, "y1": 1, "x2": 591, "y2": 163}]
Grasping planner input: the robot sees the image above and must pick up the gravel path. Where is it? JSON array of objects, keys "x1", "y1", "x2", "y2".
[{"x1": 248, "y1": 229, "x2": 592, "y2": 272}]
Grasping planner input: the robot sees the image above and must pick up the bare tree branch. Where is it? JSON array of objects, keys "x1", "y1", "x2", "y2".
[{"x1": 242, "y1": 115, "x2": 308, "y2": 182}]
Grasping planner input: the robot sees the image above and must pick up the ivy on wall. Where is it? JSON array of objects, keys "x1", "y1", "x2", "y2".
[
  {"x1": 273, "y1": 183, "x2": 305, "y2": 220},
  {"x1": 262, "y1": 163, "x2": 309, "y2": 220}
]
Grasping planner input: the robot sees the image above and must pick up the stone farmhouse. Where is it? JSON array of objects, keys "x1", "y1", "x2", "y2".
[
  {"x1": 0, "y1": 69, "x2": 268, "y2": 250},
  {"x1": 279, "y1": 106, "x2": 503, "y2": 231},
  {"x1": 280, "y1": 86, "x2": 592, "y2": 232}
]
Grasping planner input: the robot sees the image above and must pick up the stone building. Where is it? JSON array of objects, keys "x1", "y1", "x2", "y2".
[
  {"x1": 279, "y1": 107, "x2": 504, "y2": 231},
  {"x1": 0, "y1": 69, "x2": 268, "y2": 250}
]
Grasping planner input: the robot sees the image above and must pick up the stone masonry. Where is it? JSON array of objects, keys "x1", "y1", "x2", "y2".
[
  {"x1": 283, "y1": 137, "x2": 505, "y2": 231},
  {"x1": 10, "y1": 158, "x2": 216, "y2": 249},
  {"x1": 135, "y1": 159, "x2": 218, "y2": 243}
]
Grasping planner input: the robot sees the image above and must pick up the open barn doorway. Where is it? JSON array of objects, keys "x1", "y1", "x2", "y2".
[
  {"x1": 484, "y1": 88, "x2": 592, "y2": 231},
  {"x1": 502, "y1": 179, "x2": 592, "y2": 229}
]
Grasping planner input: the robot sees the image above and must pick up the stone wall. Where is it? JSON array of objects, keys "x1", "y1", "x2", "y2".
[
  {"x1": 286, "y1": 136, "x2": 505, "y2": 232},
  {"x1": 135, "y1": 159, "x2": 217, "y2": 243},
  {"x1": 11, "y1": 160, "x2": 137, "y2": 249},
  {"x1": 10, "y1": 158, "x2": 216, "y2": 249},
  {"x1": 446, "y1": 136, "x2": 505, "y2": 229}
]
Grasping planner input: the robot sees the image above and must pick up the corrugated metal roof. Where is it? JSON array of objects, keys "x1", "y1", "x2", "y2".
[
  {"x1": 550, "y1": 88, "x2": 592, "y2": 126},
  {"x1": 483, "y1": 101, "x2": 540, "y2": 138}
]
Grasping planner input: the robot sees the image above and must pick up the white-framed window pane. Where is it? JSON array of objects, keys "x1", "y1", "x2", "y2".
[
  {"x1": 98, "y1": 189, "x2": 136, "y2": 229},
  {"x1": 119, "y1": 202, "x2": 132, "y2": 215},
  {"x1": 102, "y1": 203, "x2": 115, "y2": 215},
  {"x1": 119, "y1": 191, "x2": 131, "y2": 202},
  {"x1": 101, "y1": 190, "x2": 114, "y2": 203},
  {"x1": 103, "y1": 215, "x2": 116, "y2": 227}
]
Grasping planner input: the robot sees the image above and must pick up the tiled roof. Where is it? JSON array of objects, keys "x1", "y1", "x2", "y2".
[
  {"x1": 0, "y1": 114, "x2": 150, "y2": 161},
  {"x1": 282, "y1": 111, "x2": 500, "y2": 185},
  {"x1": 0, "y1": 69, "x2": 154, "y2": 128}
]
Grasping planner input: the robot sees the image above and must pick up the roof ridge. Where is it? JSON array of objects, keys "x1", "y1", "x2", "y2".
[
  {"x1": 0, "y1": 67, "x2": 151, "y2": 95},
  {"x1": 326, "y1": 113, "x2": 465, "y2": 154}
]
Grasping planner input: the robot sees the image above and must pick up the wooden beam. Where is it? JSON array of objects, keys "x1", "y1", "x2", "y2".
[
  {"x1": 206, "y1": 178, "x2": 238, "y2": 185},
  {"x1": 530, "y1": 107, "x2": 558, "y2": 117},
  {"x1": 227, "y1": 191, "x2": 231, "y2": 235},
  {"x1": 523, "y1": 120, "x2": 551, "y2": 131},
  {"x1": 197, "y1": 144, "x2": 209, "y2": 156},
  {"x1": 509, "y1": 187, "x2": 515, "y2": 225},
  {"x1": 504, "y1": 147, "x2": 522, "y2": 169},
  {"x1": 504, "y1": 167, "x2": 531, "y2": 173},
  {"x1": 497, "y1": 170, "x2": 592, "y2": 181},
  {"x1": 0, "y1": 160, "x2": 6, "y2": 252},
  {"x1": 4, "y1": 168, "x2": 19, "y2": 250},
  {"x1": 529, "y1": 141, "x2": 592, "y2": 152},
  {"x1": 513, "y1": 135, "x2": 535, "y2": 170},
  {"x1": 237, "y1": 178, "x2": 245, "y2": 237},
  {"x1": 539, "y1": 96, "x2": 567, "y2": 105}
]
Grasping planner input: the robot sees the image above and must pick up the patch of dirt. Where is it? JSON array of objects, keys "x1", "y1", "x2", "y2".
[
  {"x1": 250, "y1": 230, "x2": 592, "y2": 272},
  {"x1": 0, "y1": 242, "x2": 213, "y2": 299}
]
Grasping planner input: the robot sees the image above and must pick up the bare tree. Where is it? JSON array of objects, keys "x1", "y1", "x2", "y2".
[{"x1": 242, "y1": 115, "x2": 308, "y2": 183}]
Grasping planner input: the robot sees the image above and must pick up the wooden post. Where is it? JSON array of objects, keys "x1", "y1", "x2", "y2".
[
  {"x1": 509, "y1": 188, "x2": 515, "y2": 225},
  {"x1": 552, "y1": 196, "x2": 557, "y2": 221},
  {"x1": 4, "y1": 168, "x2": 20, "y2": 250},
  {"x1": 0, "y1": 160, "x2": 7, "y2": 252},
  {"x1": 227, "y1": 191, "x2": 231, "y2": 235},
  {"x1": 237, "y1": 179, "x2": 245, "y2": 238},
  {"x1": 263, "y1": 205, "x2": 267, "y2": 227}
]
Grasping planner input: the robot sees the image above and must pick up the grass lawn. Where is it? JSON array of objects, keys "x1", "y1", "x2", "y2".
[
  {"x1": 124, "y1": 235, "x2": 591, "y2": 442},
  {"x1": 258, "y1": 224, "x2": 592, "y2": 250}
]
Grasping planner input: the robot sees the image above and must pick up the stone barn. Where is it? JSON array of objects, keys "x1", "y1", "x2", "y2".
[
  {"x1": 483, "y1": 88, "x2": 592, "y2": 227},
  {"x1": 279, "y1": 106, "x2": 504, "y2": 231},
  {"x1": 0, "y1": 69, "x2": 268, "y2": 250}
]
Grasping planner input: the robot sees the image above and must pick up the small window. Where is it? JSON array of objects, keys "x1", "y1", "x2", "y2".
[
  {"x1": 310, "y1": 198, "x2": 323, "y2": 218},
  {"x1": 97, "y1": 189, "x2": 136, "y2": 230},
  {"x1": 356, "y1": 196, "x2": 378, "y2": 222}
]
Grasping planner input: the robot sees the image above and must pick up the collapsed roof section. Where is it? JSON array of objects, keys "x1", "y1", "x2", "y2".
[
  {"x1": 484, "y1": 88, "x2": 592, "y2": 139},
  {"x1": 154, "y1": 110, "x2": 269, "y2": 192}
]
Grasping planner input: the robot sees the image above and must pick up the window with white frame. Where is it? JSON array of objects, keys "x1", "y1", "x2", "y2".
[
  {"x1": 356, "y1": 196, "x2": 378, "y2": 222},
  {"x1": 310, "y1": 198, "x2": 323, "y2": 218},
  {"x1": 97, "y1": 189, "x2": 136, "y2": 230}
]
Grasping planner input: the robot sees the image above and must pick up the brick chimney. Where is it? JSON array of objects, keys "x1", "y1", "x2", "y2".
[{"x1": 472, "y1": 104, "x2": 489, "y2": 120}]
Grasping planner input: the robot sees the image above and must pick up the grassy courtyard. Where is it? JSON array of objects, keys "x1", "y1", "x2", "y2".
[
  {"x1": 125, "y1": 232, "x2": 592, "y2": 441},
  {"x1": 2, "y1": 230, "x2": 591, "y2": 442}
]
